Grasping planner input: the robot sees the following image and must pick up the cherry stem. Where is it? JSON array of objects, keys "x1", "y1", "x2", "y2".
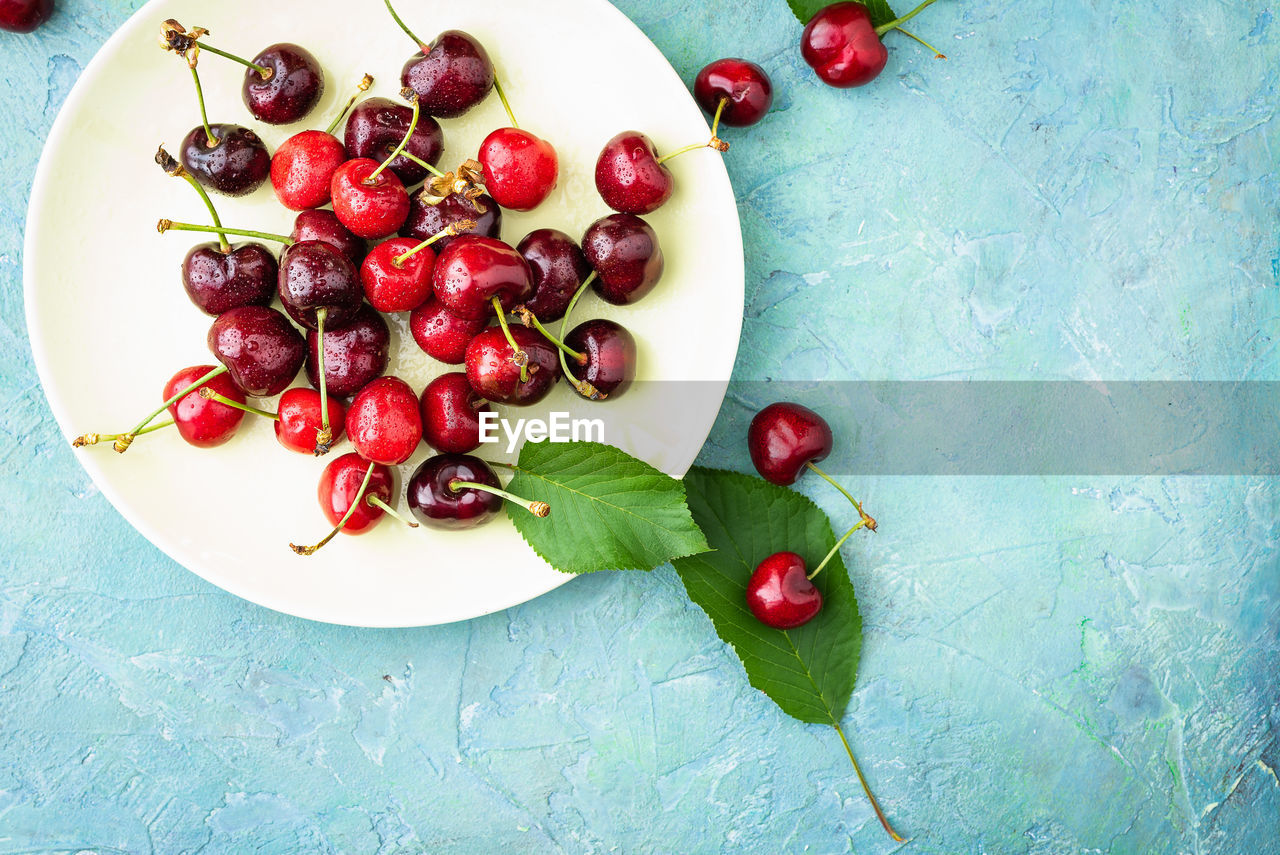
[
  {"x1": 72, "y1": 418, "x2": 175, "y2": 449},
  {"x1": 188, "y1": 65, "x2": 218, "y2": 148},
  {"x1": 806, "y1": 461, "x2": 877, "y2": 532},
  {"x1": 400, "y1": 150, "x2": 445, "y2": 178},
  {"x1": 325, "y1": 73, "x2": 375, "y2": 136},
  {"x1": 392, "y1": 219, "x2": 476, "y2": 267},
  {"x1": 366, "y1": 495, "x2": 419, "y2": 528},
  {"x1": 554, "y1": 272, "x2": 605, "y2": 398},
  {"x1": 656, "y1": 133, "x2": 729, "y2": 164},
  {"x1": 193, "y1": 39, "x2": 272, "y2": 78},
  {"x1": 894, "y1": 26, "x2": 947, "y2": 58},
  {"x1": 157, "y1": 220, "x2": 293, "y2": 246},
  {"x1": 710, "y1": 96, "x2": 728, "y2": 139},
  {"x1": 492, "y1": 75, "x2": 518, "y2": 129},
  {"x1": 197, "y1": 387, "x2": 278, "y2": 421},
  {"x1": 807, "y1": 518, "x2": 869, "y2": 581},
  {"x1": 156, "y1": 145, "x2": 229, "y2": 251},
  {"x1": 102, "y1": 364, "x2": 227, "y2": 453},
  {"x1": 875, "y1": 0, "x2": 938, "y2": 35},
  {"x1": 449, "y1": 480, "x2": 549, "y2": 517},
  {"x1": 833, "y1": 721, "x2": 905, "y2": 842},
  {"x1": 366, "y1": 89, "x2": 420, "y2": 184},
  {"x1": 291, "y1": 461, "x2": 375, "y2": 555},
  {"x1": 382, "y1": 0, "x2": 425, "y2": 48},
  {"x1": 516, "y1": 307, "x2": 585, "y2": 362},
  {"x1": 492, "y1": 296, "x2": 529, "y2": 384},
  {"x1": 315, "y1": 308, "x2": 332, "y2": 456}
]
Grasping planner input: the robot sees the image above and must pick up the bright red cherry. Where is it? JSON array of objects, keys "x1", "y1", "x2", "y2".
[
  {"x1": 465, "y1": 326, "x2": 559, "y2": 406},
  {"x1": 330, "y1": 157, "x2": 410, "y2": 240},
  {"x1": 800, "y1": 2, "x2": 888, "y2": 88},
  {"x1": 271, "y1": 130, "x2": 347, "y2": 211},
  {"x1": 0, "y1": 0, "x2": 53, "y2": 32},
  {"x1": 594, "y1": 131, "x2": 672, "y2": 215},
  {"x1": 409, "y1": 298, "x2": 487, "y2": 364},
  {"x1": 747, "y1": 402, "x2": 833, "y2": 486},
  {"x1": 163, "y1": 365, "x2": 246, "y2": 448},
  {"x1": 316, "y1": 452, "x2": 395, "y2": 535},
  {"x1": 694, "y1": 58, "x2": 774, "y2": 127},
  {"x1": 361, "y1": 237, "x2": 435, "y2": 313},
  {"x1": 432, "y1": 236, "x2": 534, "y2": 321},
  {"x1": 275, "y1": 388, "x2": 347, "y2": 454},
  {"x1": 478, "y1": 127, "x2": 558, "y2": 212},
  {"x1": 345, "y1": 376, "x2": 422, "y2": 465},
  {"x1": 745, "y1": 552, "x2": 823, "y2": 629},
  {"x1": 420, "y1": 371, "x2": 490, "y2": 454}
]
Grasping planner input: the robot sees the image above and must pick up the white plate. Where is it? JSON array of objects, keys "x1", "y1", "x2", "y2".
[{"x1": 24, "y1": 0, "x2": 743, "y2": 626}]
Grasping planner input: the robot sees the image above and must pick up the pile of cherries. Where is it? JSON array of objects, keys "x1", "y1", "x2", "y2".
[{"x1": 73, "y1": 1, "x2": 777, "y2": 555}]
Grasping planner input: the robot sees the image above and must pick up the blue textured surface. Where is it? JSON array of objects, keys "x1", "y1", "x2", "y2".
[{"x1": 2, "y1": 1, "x2": 1279, "y2": 853}]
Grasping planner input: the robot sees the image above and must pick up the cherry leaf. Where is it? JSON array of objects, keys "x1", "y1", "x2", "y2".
[{"x1": 786, "y1": 0, "x2": 898, "y2": 29}]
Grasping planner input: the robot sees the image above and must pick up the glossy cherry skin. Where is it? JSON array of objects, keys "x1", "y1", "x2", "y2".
[
  {"x1": 181, "y1": 242, "x2": 276, "y2": 316},
  {"x1": 746, "y1": 552, "x2": 823, "y2": 629},
  {"x1": 406, "y1": 453, "x2": 502, "y2": 530},
  {"x1": 747, "y1": 402, "x2": 834, "y2": 486},
  {"x1": 317, "y1": 452, "x2": 395, "y2": 535},
  {"x1": 582, "y1": 214, "x2": 664, "y2": 305},
  {"x1": 400, "y1": 31, "x2": 494, "y2": 119},
  {"x1": 330, "y1": 158, "x2": 410, "y2": 240},
  {"x1": 517, "y1": 229, "x2": 591, "y2": 322},
  {"x1": 465, "y1": 325, "x2": 559, "y2": 406},
  {"x1": 163, "y1": 365, "x2": 246, "y2": 448},
  {"x1": 0, "y1": 0, "x2": 52, "y2": 32},
  {"x1": 478, "y1": 128, "x2": 558, "y2": 212},
  {"x1": 243, "y1": 43, "x2": 324, "y2": 124},
  {"x1": 594, "y1": 131, "x2": 672, "y2": 215},
  {"x1": 361, "y1": 237, "x2": 434, "y2": 313},
  {"x1": 275, "y1": 387, "x2": 347, "y2": 454},
  {"x1": 694, "y1": 58, "x2": 774, "y2": 126},
  {"x1": 420, "y1": 371, "x2": 490, "y2": 454},
  {"x1": 432, "y1": 236, "x2": 534, "y2": 321},
  {"x1": 271, "y1": 130, "x2": 345, "y2": 210},
  {"x1": 180, "y1": 124, "x2": 270, "y2": 197},
  {"x1": 345, "y1": 376, "x2": 423, "y2": 465},
  {"x1": 564, "y1": 319, "x2": 636, "y2": 399},
  {"x1": 344, "y1": 97, "x2": 444, "y2": 185},
  {"x1": 277, "y1": 240, "x2": 363, "y2": 330},
  {"x1": 292, "y1": 209, "x2": 366, "y2": 267},
  {"x1": 305, "y1": 303, "x2": 389, "y2": 398},
  {"x1": 401, "y1": 192, "x2": 500, "y2": 253},
  {"x1": 409, "y1": 297, "x2": 487, "y2": 364},
  {"x1": 207, "y1": 306, "x2": 306, "y2": 398},
  {"x1": 800, "y1": 2, "x2": 887, "y2": 88}
]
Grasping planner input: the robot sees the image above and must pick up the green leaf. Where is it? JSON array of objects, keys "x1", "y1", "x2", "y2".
[
  {"x1": 787, "y1": 0, "x2": 898, "y2": 28},
  {"x1": 672, "y1": 467, "x2": 863, "y2": 726},
  {"x1": 504, "y1": 441, "x2": 710, "y2": 575}
]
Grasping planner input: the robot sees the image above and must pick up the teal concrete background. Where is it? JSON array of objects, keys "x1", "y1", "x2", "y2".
[{"x1": 2, "y1": 1, "x2": 1278, "y2": 853}]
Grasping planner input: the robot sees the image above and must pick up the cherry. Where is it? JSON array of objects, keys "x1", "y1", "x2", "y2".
[
  {"x1": 746, "y1": 552, "x2": 823, "y2": 629},
  {"x1": 207, "y1": 305, "x2": 306, "y2": 398},
  {"x1": 432, "y1": 236, "x2": 534, "y2": 321},
  {"x1": 180, "y1": 124, "x2": 270, "y2": 197},
  {"x1": 476, "y1": 85, "x2": 557, "y2": 211},
  {"x1": 800, "y1": 2, "x2": 886, "y2": 87},
  {"x1": 330, "y1": 157, "x2": 410, "y2": 240},
  {"x1": 582, "y1": 213, "x2": 664, "y2": 305},
  {"x1": 277, "y1": 240, "x2": 363, "y2": 330},
  {"x1": 360, "y1": 222, "x2": 470, "y2": 313},
  {"x1": 384, "y1": 1, "x2": 493, "y2": 118},
  {"x1": 241, "y1": 43, "x2": 325, "y2": 125},
  {"x1": 162, "y1": 365, "x2": 245, "y2": 448},
  {"x1": 406, "y1": 454, "x2": 548, "y2": 530},
  {"x1": 408, "y1": 298, "x2": 487, "y2": 365},
  {"x1": 201, "y1": 385, "x2": 346, "y2": 455},
  {"x1": 563, "y1": 319, "x2": 636, "y2": 400},
  {"x1": 271, "y1": 75, "x2": 373, "y2": 211},
  {"x1": 345, "y1": 376, "x2": 423, "y2": 465},
  {"x1": 402, "y1": 191, "x2": 500, "y2": 253},
  {"x1": 517, "y1": 229, "x2": 591, "y2": 322},
  {"x1": 291, "y1": 452, "x2": 417, "y2": 555},
  {"x1": 593, "y1": 131, "x2": 672, "y2": 215},
  {"x1": 292, "y1": 209, "x2": 366, "y2": 267},
  {"x1": 465, "y1": 325, "x2": 559, "y2": 406},
  {"x1": 420, "y1": 371, "x2": 490, "y2": 454},
  {"x1": 694, "y1": 58, "x2": 773, "y2": 127},
  {"x1": 345, "y1": 96, "x2": 444, "y2": 185},
  {"x1": 305, "y1": 303, "x2": 390, "y2": 398},
  {"x1": 0, "y1": 0, "x2": 52, "y2": 33}
]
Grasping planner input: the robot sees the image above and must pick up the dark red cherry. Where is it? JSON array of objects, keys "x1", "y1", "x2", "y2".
[
  {"x1": 163, "y1": 364, "x2": 246, "y2": 448},
  {"x1": 694, "y1": 58, "x2": 774, "y2": 127},
  {"x1": 409, "y1": 298, "x2": 487, "y2": 364},
  {"x1": 361, "y1": 237, "x2": 435, "y2": 313},
  {"x1": 800, "y1": 2, "x2": 888, "y2": 88},
  {"x1": 273, "y1": 387, "x2": 346, "y2": 454},
  {"x1": 0, "y1": 0, "x2": 52, "y2": 32},
  {"x1": 406, "y1": 453, "x2": 502, "y2": 529},
  {"x1": 317, "y1": 452, "x2": 395, "y2": 535},
  {"x1": 420, "y1": 371, "x2": 490, "y2": 454},
  {"x1": 517, "y1": 229, "x2": 591, "y2": 322},
  {"x1": 305, "y1": 303, "x2": 389, "y2": 398},
  {"x1": 345, "y1": 376, "x2": 422, "y2": 465},
  {"x1": 401, "y1": 191, "x2": 500, "y2": 253},
  {"x1": 243, "y1": 43, "x2": 324, "y2": 125},
  {"x1": 271, "y1": 130, "x2": 346, "y2": 210},
  {"x1": 746, "y1": 552, "x2": 823, "y2": 629},
  {"x1": 277, "y1": 240, "x2": 363, "y2": 330},
  {"x1": 330, "y1": 157, "x2": 410, "y2": 240},
  {"x1": 207, "y1": 305, "x2": 306, "y2": 397},
  {"x1": 478, "y1": 127, "x2": 558, "y2": 212},
  {"x1": 181, "y1": 242, "x2": 276, "y2": 316},
  {"x1": 582, "y1": 214, "x2": 664, "y2": 305},
  {"x1": 564, "y1": 319, "x2": 636, "y2": 400},
  {"x1": 432, "y1": 236, "x2": 533, "y2": 321},
  {"x1": 747, "y1": 402, "x2": 834, "y2": 486},
  {"x1": 180, "y1": 124, "x2": 270, "y2": 197},
  {"x1": 594, "y1": 131, "x2": 672, "y2": 215},
  {"x1": 291, "y1": 209, "x2": 366, "y2": 267},
  {"x1": 400, "y1": 30, "x2": 494, "y2": 119},
  {"x1": 344, "y1": 97, "x2": 444, "y2": 185},
  {"x1": 464, "y1": 325, "x2": 559, "y2": 406}
]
